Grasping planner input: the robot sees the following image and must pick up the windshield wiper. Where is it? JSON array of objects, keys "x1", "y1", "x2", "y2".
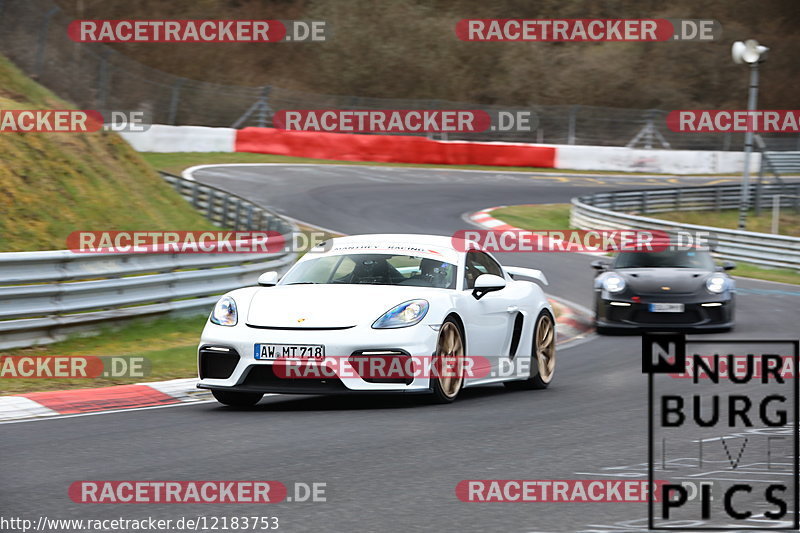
[{"x1": 286, "y1": 282, "x2": 317, "y2": 285}]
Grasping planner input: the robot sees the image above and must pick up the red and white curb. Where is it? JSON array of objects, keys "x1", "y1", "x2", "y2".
[
  {"x1": 0, "y1": 378, "x2": 212, "y2": 423},
  {"x1": 549, "y1": 297, "x2": 594, "y2": 344},
  {"x1": 469, "y1": 206, "x2": 519, "y2": 231}
]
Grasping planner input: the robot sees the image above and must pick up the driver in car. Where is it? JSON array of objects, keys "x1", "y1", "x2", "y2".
[{"x1": 407, "y1": 258, "x2": 451, "y2": 288}]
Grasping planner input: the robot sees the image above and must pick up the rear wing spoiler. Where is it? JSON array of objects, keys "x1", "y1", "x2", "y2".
[{"x1": 503, "y1": 266, "x2": 548, "y2": 286}]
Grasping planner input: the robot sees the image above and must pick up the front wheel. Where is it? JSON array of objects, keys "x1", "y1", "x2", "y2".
[
  {"x1": 595, "y1": 325, "x2": 613, "y2": 335},
  {"x1": 212, "y1": 389, "x2": 263, "y2": 407},
  {"x1": 505, "y1": 311, "x2": 555, "y2": 390},
  {"x1": 429, "y1": 318, "x2": 465, "y2": 404}
]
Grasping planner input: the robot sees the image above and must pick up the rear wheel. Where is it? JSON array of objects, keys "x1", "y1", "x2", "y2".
[
  {"x1": 429, "y1": 318, "x2": 465, "y2": 404},
  {"x1": 505, "y1": 311, "x2": 555, "y2": 390},
  {"x1": 212, "y1": 389, "x2": 263, "y2": 407}
]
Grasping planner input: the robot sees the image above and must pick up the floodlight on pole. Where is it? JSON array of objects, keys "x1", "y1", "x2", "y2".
[{"x1": 731, "y1": 39, "x2": 769, "y2": 230}]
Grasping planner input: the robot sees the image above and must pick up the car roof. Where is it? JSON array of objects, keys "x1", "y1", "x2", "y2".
[
  {"x1": 312, "y1": 234, "x2": 474, "y2": 264},
  {"x1": 330, "y1": 234, "x2": 457, "y2": 248},
  {"x1": 614, "y1": 243, "x2": 713, "y2": 253}
]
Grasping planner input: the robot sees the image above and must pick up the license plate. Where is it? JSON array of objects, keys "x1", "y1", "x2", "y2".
[
  {"x1": 254, "y1": 344, "x2": 325, "y2": 360},
  {"x1": 649, "y1": 303, "x2": 684, "y2": 313}
]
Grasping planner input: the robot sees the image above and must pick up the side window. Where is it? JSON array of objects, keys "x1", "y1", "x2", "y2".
[{"x1": 464, "y1": 251, "x2": 504, "y2": 289}]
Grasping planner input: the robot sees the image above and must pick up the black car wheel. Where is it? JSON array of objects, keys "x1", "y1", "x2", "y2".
[{"x1": 212, "y1": 390, "x2": 263, "y2": 407}]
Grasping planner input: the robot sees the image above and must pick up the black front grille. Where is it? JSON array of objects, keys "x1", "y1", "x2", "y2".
[
  {"x1": 199, "y1": 346, "x2": 240, "y2": 379},
  {"x1": 241, "y1": 364, "x2": 348, "y2": 393},
  {"x1": 633, "y1": 309, "x2": 702, "y2": 324},
  {"x1": 349, "y1": 350, "x2": 413, "y2": 384}
]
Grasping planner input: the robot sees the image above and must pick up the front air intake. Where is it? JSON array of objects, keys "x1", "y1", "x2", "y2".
[{"x1": 199, "y1": 345, "x2": 240, "y2": 379}]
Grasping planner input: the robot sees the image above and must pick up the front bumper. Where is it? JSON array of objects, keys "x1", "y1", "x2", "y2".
[
  {"x1": 595, "y1": 293, "x2": 734, "y2": 330},
  {"x1": 197, "y1": 321, "x2": 440, "y2": 394}
]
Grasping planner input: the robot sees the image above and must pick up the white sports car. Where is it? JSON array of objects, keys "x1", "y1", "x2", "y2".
[{"x1": 197, "y1": 234, "x2": 555, "y2": 406}]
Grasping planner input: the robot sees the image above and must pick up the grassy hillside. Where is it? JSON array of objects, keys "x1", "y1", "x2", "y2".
[{"x1": 0, "y1": 55, "x2": 215, "y2": 252}]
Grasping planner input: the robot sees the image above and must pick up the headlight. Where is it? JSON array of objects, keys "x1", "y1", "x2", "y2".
[
  {"x1": 602, "y1": 274, "x2": 626, "y2": 293},
  {"x1": 210, "y1": 296, "x2": 238, "y2": 326},
  {"x1": 372, "y1": 299, "x2": 429, "y2": 329},
  {"x1": 706, "y1": 275, "x2": 727, "y2": 294}
]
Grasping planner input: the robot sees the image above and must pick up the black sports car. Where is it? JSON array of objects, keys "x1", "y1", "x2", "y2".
[{"x1": 591, "y1": 247, "x2": 735, "y2": 333}]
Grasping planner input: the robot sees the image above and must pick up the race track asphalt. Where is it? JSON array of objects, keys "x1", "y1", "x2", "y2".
[{"x1": 3, "y1": 165, "x2": 798, "y2": 532}]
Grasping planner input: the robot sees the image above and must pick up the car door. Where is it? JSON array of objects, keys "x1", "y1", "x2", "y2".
[{"x1": 458, "y1": 251, "x2": 516, "y2": 380}]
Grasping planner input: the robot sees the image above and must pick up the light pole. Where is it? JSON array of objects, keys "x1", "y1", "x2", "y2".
[{"x1": 731, "y1": 40, "x2": 769, "y2": 230}]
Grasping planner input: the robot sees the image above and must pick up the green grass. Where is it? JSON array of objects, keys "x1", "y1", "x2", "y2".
[
  {"x1": 648, "y1": 208, "x2": 800, "y2": 237},
  {"x1": 141, "y1": 152, "x2": 676, "y2": 177},
  {"x1": 489, "y1": 203, "x2": 572, "y2": 230},
  {"x1": 0, "y1": 314, "x2": 207, "y2": 395},
  {"x1": 723, "y1": 263, "x2": 800, "y2": 286},
  {"x1": 490, "y1": 203, "x2": 800, "y2": 286},
  {"x1": 0, "y1": 55, "x2": 217, "y2": 252}
]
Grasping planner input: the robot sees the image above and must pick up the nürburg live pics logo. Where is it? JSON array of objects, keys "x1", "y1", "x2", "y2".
[{"x1": 643, "y1": 333, "x2": 799, "y2": 530}]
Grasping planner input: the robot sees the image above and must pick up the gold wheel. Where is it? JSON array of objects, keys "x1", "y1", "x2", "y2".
[
  {"x1": 534, "y1": 313, "x2": 556, "y2": 384},
  {"x1": 433, "y1": 320, "x2": 464, "y2": 401}
]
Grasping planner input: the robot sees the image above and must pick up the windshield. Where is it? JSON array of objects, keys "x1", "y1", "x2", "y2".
[
  {"x1": 281, "y1": 253, "x2": 457, "y2": 288},
  {"x1": 613, "y1": 249, "x2": 715, "y2": 269}
]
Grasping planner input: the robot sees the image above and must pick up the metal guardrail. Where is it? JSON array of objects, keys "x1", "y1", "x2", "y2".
[
  {"x1": 580, "y1": 183, "x2": 800, "y2": 214},
  {"x1": 160, "y1": 172, "x2": 296, "y2": 234},
  {"x1": 0, "y1": 173, "x2": 298, "y2": 350},
  {"x1": 761, "y1": 151, "x2": 800, "y2": 180},
  {"x1": 570, "y1": 183, "x2": 800, "y2": 271}
]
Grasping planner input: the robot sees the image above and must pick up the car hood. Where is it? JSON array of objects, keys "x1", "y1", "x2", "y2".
[
  {"x1": 615, "y1": 268, "x2": 711, "y2": 294},
  {"x1": 246, "y1": 284, "x2": 442, "y2": 328}
]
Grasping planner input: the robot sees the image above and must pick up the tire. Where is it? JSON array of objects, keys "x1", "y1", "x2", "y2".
[
  {"x1": 212, "y1": 389, "x2": 263, "y2": 407},
  {"x1": 429, "y1": 318, "x2": 465, "y2": 404},
  {"x1": 505, "y1": 310, "x2": 556, "y2": 390},
  {"x1": 594, "y1": 299, "x2": 610, "y2": 334},
  {"x1": 595, "y1": 325, "x2": 613, "y2": 335}
]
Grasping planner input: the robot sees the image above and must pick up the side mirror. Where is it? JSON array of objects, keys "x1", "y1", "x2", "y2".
[
  {"x1": 257, "y1": 271, "x2": 279, "y2": 286},
  {"x1": 721, "y1": 261, "x2": 736, "y2": 271},
  {"x1": 472, "y1": 274, "x2": 506, "y2": 300},
  {"x1": 591, "y1": 260, "x2": 610, "y2": 271}
]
